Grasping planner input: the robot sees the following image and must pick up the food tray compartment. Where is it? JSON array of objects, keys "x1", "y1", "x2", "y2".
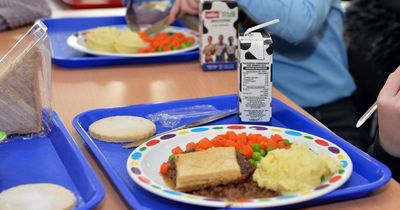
[
  {"x1": 42, "y1": 16, "x2": 199, "y2": 68},
  {"x1": 0, "y1": 112, "x2": 105, "y2": 210},
  {"x1": 72, "y1": 94, "x2": 391, "y2": 209}
]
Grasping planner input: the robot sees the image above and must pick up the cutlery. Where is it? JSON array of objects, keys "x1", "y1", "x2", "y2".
[
  {"x1": 125, "y1": 0, "x2": 140, "y2": 32},
  {"x1": 122, "y1": 109, "x2": 238, "y2": 149},
  {"x1": 144, "y1": 16, "x2": 169, "y2": 36},
  {"x1": 356, "y1": 101, "x2": 377, "y2": 128}
]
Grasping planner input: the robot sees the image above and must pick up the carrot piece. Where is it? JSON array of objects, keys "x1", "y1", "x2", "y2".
[
  {"x1": 162, "y1": 46, "x2": 171, "y2": 51},
  {"x1": 172, "y1": 146, "x2": 183, "y2": 155},
  {"x1": 278, "y1": 141, "x2": 285, "y2": 149},
  {"x1": 197, "y1": 137, "x2": 212, "y2": 149},
  {"x1": 247, "y1": 134, "x2": 257, "y2": 143},
  {"x1": 211, "y1": 137, "x2": 224, "y2": 147},
  {"x1": 224, "y1": 140, "x2": 236, "y2": 148},
  {"x1": 268, "y1": 140, "x2": 277, "y2": 149},
  {"x1": 260, "y1": 142, "x2": 268, "y2": 150},
  {"x1": 256, "y1": 136, "x2": 265, "y2": 144},
  {"x1": 186, "y1": 37, "x2": 195, "y2": 43},
  {"x1": 271, "y1": 134, "x2": 284, "y2": 142},
  {"x1": 186, "y1": 142, "x2": 196, "y2": 150},
  {"x1": 160, "y1": 162, "x2": 171, "y2": 174},
  {"x1": 235, "y1": 143, "x2": 244, "y2": 152},
  {"x1": 225, "y1": 131, "x2": 237, "y2": 141},
  {"x1": 237, "y1": 133, "x2": 247, "y2": 145},
  {"x1": 195, "y1": 144, "x2": 205, "y2": 151},
  {"x1": 241, "y1": 145, "x2": 253, "y2": 159}
]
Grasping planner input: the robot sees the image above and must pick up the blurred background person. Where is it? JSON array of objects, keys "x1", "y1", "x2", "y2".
[
  {"x1": 345, "y1": 0, "x2": 400, "y2": 137},
  {"x1": 0, "y1": 0, "x2": 51, "y2": 31}
]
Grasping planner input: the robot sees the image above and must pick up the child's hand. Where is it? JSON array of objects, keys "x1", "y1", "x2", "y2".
[
  {"x1": 377, "y1": 65, "x2": 400, "y2": 157},
  {"x1": 169, "y1": 0, "x2": 200, "y2": 24}
]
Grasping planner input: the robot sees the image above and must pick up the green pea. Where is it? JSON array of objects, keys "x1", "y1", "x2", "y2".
[
  {"x1": 252, "y1": 152, "x2": 262, "y2": 161},
  {"x1": 180, "y1": 42, "x2": 192, "y2": 48},
  {"x1": 249, "y1": 159, "x2": 257, "y2": 166},
  {"x1": 260, "y1": 150, "x2": 266, "y2": 157},
  {"x1": 252, "y1": 143, "x2": 261, "y2": 152},
  {"x1": 284, "y1": 139, "x2": 291, "y2": 146},
  {"x1": 267, "y1": 146, "x2": 274, "y2": 152},
  {"x1": 156, "y1": 47, "x2": 163, "y2": 52},
  {"x1": 168, "y1": 154, "x2": 175, "y2": 161}
]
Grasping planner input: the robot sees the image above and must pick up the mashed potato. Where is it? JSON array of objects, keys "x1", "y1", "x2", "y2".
[
  {"x1": 253, "y1": 143, "x2": 341, "y2": 194},
  {"x1": 86, "y1": 27, "x2": 119, "y2": 53},
  {"x1": 114, "y1": 31, "x2": 149, "y2": 53},
  {"x1": 85, "y1": 27, "x2": 148, "y2": 54}
]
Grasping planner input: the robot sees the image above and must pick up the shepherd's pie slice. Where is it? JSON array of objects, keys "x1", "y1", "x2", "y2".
[{"x1": 175, "y1": 147, "x2": 242, "y2": 192}]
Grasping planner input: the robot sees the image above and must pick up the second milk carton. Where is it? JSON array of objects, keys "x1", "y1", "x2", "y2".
[
  {"x1": 238, "y1": 32, "x2": 273, "y2": 122},
  {"x1": 199, "y1": 0, "x2": 238, "y2": 71}
]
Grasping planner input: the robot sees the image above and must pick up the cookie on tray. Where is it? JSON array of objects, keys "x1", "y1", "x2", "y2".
[
  {"x1": 89, "y1": 116, "x2": 156, "y2": 142},
  {"x1": 0, "y1": 183, "x2": 76, "y2": 210}
]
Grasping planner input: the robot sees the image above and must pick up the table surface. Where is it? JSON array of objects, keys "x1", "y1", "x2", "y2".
[{"x1": 0, "y1": 6, "x2": 399, "y2": 210}]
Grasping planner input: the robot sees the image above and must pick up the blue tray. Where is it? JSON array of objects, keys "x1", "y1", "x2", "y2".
[
  {"x1": 0, "y1": 112, "x2": 104, "y2": 210},
  {"x1": 41, "y1": 16, "x2": 199, "y2": 68},
  {"x1": 72, "y1": 95, "x2": 391, "y2": 209}
]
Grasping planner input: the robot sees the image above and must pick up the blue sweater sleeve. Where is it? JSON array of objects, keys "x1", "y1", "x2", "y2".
[{"x1": 237, "y1": 0, "x2": 336, "y2": 44}]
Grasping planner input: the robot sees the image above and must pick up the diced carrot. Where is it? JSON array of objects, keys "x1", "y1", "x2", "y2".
[
  {"x1": 186, "y1": 37, "x2": 195, "y2": 43},
  {"x1": 197, "y1": 137, "x2": 212, "y2": 149},
  {"x1": 225, "y1": 131, "x2": 237, "y2": 141},
  {"x1": 271, "y1": 134, "x2": 284, "y2": 142},
  {"x1": 185, "y1": 142, "x2": 196, "y2": 150},
  {"x1": 195, "y1": 144, "x2": 205, "y2": 151},
  {"x1": 235, "y1": 143, "x2": 244, "y2": 152},
  {"x1": 211, "y1": 137, "x2": 224, "y2": 147},
  {"x1": 160, "y1": 162, "x2": 171, "y2": 174},
  {"x1": 237, "y1": 133, "x2": 247, "y2": 145},
  {"x1": 241, "y1": 145, "x2": 253, "y2": 159},
  {"x1": 260, "y1": 142, "x2": 268, "y2": 150},
  {"x1": 247, "y1": 134, "x2": 257, "y2": 143},
  {"x1": 224, "y1": 140, "x2": 236, "y2": 148},
  {"x1": 172, "y1": 146, "x2": 183, "y2": 155},
  {"x1": 269, "y1": 140, "x2": 277, "y2": 149},
  {"x1": 278, "y1": 141, "x2": 285, "y2": 149}
]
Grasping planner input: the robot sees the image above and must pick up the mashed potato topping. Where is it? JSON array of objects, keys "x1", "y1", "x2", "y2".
[{"x1": 253, "y1": 143, "x2": 341, "y2": 194}]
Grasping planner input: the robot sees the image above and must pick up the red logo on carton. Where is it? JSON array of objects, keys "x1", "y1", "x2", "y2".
[{"x1": 205, "y1": 11, "x2": 220, "y2": 19}]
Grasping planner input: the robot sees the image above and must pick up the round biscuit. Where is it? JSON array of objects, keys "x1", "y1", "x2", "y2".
[
  {"x1": 88, "y1": 116, "x2": 156, "y2": 142},
  {"x1": 0, "y1": 183, "x2": 76, "y2": 210}
]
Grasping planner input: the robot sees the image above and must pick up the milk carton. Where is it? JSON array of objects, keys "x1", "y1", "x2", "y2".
[
  {"x1": 199, "y1": 0, "x2": 238, "y2": 71},
  {"x1": 238, "y1": 32, "x2": 273, "y2": 122}
]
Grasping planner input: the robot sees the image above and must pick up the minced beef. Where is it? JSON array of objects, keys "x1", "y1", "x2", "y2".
[{"x1": 165, "y1": 151, "x2": 280, "y2": 200}]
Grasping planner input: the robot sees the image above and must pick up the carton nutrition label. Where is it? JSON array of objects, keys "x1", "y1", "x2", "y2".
[{"x1": 239, "y1": 62, "x2": 272, "y2": 122}]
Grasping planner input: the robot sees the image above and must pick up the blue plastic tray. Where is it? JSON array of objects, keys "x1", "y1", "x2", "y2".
[
  {"x1": 0, "y1": 112, "x2": 104, "y2": 210},
  {"x1": 72, "y1": 95, "x2": 391, "y2": 209},
  {"x1": 41, "y1": 16, "x2": 199, "y2": 68}
]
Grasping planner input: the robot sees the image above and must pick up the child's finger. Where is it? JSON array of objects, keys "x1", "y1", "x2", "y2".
[
  {"x1": 168, "y1": 2, "x2": 180, "y2": 24},
  {"x1": 379, "y1": 66, "x2": 400, "y2": 98}
]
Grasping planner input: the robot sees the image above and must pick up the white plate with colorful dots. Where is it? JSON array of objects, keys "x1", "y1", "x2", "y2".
[{"x1": 126, "y1": 125, "x2": 352, "y2": 208}]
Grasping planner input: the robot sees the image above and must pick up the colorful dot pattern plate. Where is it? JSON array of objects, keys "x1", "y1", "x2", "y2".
[
  {"x1": 126, "y1": 125, "x2": 353, "y2": 208},
  {"x1": 67, "y1": 25, "x2": 199, "y2": 58}
]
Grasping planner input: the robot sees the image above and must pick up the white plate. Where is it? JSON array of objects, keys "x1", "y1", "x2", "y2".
[
  {"x1": 126, "y1": 125, "x2": 352, "y2": 208},
  {"x1": 67, "y1": 25, "x2": 199, "y2": 57}
]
